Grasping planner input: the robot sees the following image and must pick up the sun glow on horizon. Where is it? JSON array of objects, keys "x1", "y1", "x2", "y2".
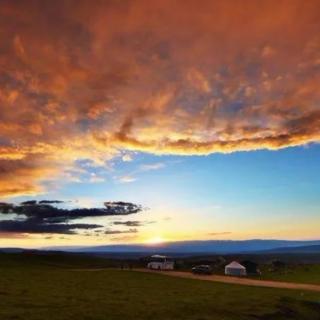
[{"x1": 145, "y1": 236, "x2": 166, "y2": 245}]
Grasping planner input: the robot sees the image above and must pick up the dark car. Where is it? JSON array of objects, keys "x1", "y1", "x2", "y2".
[{"x1": 191, "y1": 265, "x2": 213, "y2": 275}]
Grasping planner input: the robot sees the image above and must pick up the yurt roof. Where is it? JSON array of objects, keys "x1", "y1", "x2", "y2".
[{"x1": 225, "y1": 261, "x2": 246, "y2": 269}]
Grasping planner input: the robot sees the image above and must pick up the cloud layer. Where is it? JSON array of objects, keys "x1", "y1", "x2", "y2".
[
  {"x1": 0, "y1": 0, "x2": 320, "y2": 196},
  {"x1": 0, "y1": 201, "x2": 143, "y2": 234}
]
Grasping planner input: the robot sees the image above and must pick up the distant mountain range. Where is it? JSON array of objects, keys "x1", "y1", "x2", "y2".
[
  {"x1": 261, "y1": 244, "x2": 320, "y2": 254},
  {"x1": 37, "y1": 239, "x2": 320, "y2": 254}
]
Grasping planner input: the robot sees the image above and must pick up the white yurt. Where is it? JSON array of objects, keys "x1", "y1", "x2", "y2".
[{"x1": 225, "y1": 261, "x2": 247, "y2": 276}]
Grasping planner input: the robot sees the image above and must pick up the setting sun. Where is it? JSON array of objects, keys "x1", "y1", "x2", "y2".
[{"x1": 146, "y1": 236, "x2": 166, "y2": 245}]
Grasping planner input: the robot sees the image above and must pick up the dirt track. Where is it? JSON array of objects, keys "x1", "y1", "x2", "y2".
[
  {"x1": 70, "y1": 268, "x2": 320, "y2": 292},
  {"x1": 134, "y1": 269, "x2": 320, "y2": 292}
]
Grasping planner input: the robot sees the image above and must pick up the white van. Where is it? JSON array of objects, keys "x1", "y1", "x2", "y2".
[{"x1": 147, "y1": 255, "x2": 174, "y2": 270}]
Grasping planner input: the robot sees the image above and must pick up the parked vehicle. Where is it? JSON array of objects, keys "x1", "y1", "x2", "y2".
[
  {"x1": 147, "y1": 255, "x2": 174, "y2": 270},
  {"x1": 191, "y1": 265, "x2": 212, "y2": 275}
]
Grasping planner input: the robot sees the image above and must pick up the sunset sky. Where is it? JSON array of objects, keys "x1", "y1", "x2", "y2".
[{"x1": 0, "y1": 0, "x2": 319, "y2": 247}]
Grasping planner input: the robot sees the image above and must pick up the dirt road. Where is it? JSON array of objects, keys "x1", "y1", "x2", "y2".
[{"x1": 135, "y1": 269, "x2": 320, "y2": 292}]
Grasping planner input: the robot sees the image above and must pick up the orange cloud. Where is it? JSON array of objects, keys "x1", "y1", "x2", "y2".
[
  {"x1": 0, "y1": 0, "x2": 319, "y2": 197},
  {"x1": 0, "y1": 232, "x2": 30, "y2": 239}
]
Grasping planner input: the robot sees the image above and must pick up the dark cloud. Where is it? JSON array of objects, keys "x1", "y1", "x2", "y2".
[
  {"x1": 113, "y1": 220, "x2": 154, "y2": 227},
  {"x1": 20, "y1": 200, "x2": 37, "y2": 205},
  {"x1": 0, "y1": 200, "x2": 143, "y2": 235},
  {"x1": 0, "y1": 202, "x2": 14, "y2": 213},
  {"x1": 104, "y1": 228, "x2": 138, "y2": 235},
  {"x1": 0, "y1": 201, "x2": 143, "y2": 220},
  {"x1": 103, "y1": 202, "x2": 143, "y2": 215},
  {"x1": 0, "y1": 220, "x2": 101, "y2": 235},
  {"x1": 39, "y1": 200, "x2": 65, "y2": 204}
]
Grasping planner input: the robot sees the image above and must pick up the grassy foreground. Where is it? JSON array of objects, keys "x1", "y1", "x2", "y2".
[
  {"x1": 253, "y1": 264, "x2": 320, "y2": 285},
  {"x1": 0, "y1": 253, "x2": 320, "y2": 320}
]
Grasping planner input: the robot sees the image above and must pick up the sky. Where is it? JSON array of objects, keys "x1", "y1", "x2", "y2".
[{"x1": 0, "y1": 0, "x2": 319, "y2": 247}]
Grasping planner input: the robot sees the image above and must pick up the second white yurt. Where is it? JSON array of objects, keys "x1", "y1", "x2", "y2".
[{"x1": 225, "y1": 261, "x2": 247, "y2": 276}]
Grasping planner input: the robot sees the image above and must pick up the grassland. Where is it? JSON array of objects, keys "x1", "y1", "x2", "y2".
[
  {"x1": 0, "y1": 253, "x2": 320, "y2": 320},
  {"x1": 254, "y1": 264, "x2": 320, "y2": 285},
  {"x1": 174, "y1": 253, "x2": 320, "y2": 285}
]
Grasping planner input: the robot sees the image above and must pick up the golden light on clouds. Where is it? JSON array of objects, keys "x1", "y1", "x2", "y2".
[{"x1": 0, "y1": 0, "x2": 319, "y2": 197}]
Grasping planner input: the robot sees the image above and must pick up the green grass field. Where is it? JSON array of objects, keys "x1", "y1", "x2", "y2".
[
  {"x1": 0, "y1": 253, "x2": 320, "y2": 320},
  {"x1": 253, "y1": 265, "x2": 320, "y2": 285}
]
